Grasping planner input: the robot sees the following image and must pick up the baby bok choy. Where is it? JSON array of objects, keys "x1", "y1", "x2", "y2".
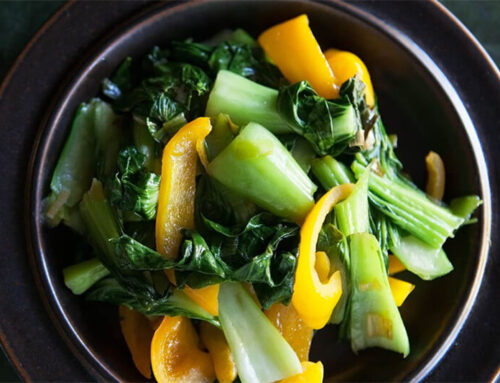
[
  {"x1": 218, "y1": 282, "x2": 302, "y2": 383},
  {"x1": 207, "y1": 122, "x2": 317, "y2": 223},
  {"x1": 333, "y1": 172, "x2": 409, "y2": 355},
  {"x1": 205, "y1": 70, "x2": 291, "y2": 134},
  {"x1": 348, "y1": 232, "x2": 409, "y2": 356}
]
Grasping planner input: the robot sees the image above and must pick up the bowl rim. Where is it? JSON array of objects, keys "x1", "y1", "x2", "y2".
[{"x1": 2, "y1": 0, "x2": 494, "y2": 381}]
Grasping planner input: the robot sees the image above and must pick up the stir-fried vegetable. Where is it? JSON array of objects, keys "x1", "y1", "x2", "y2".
[
  {"x1": 45, "y1": 15, "x2": 482, "y2": 383},
  {"x1": 208, "y1": 122, "x2": 317, "y2": 223},
  {"x1": 425, "y1": 150, "x2": 445, "y2": 200},
  {"x1": 292, "y1": 184, "x2": 352, "y2": 329},
  {"x1": 279, "y1": 361, "x2": 324, "y2": 383},
  {"x1": 348, "y1": 233, "x2": 409, "y2": 356},
  {"x1": 200, "y1": 322, "x2": 238, "y2": 383},
  {"x1": 258, "y1": 14, "x2": 337, "y2": 98},
  {"x1": 151, "y1": 316, "x2": 215, "y2": 383},
  {"x1": 325, "y1": 49, "x2": 375, "y2": 107},
  {"x1": 119, "y1": 306, "x2": 155, "y2": 379},
  {"x1": 265, "y1": 303, "x2": 314, "y2": 361},
  {"x1": 218, "y1": 283, "x2": 302, "y2": 383}
]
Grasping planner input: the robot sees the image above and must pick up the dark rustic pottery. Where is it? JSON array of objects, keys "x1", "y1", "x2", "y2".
[{"x1": 0, "y1": 1, "x2": 498, "y2": 381}]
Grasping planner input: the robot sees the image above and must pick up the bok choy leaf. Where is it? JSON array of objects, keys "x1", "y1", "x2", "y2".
[{"x1": 111, "y1": 213, "x2": 299, "y2": 309}]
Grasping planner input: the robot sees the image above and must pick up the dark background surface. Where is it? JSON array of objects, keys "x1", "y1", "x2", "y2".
[{"x1": 0, "y1": 1, "x2": 498, "y2": 382}]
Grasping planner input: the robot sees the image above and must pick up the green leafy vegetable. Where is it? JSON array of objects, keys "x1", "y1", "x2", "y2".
[
  {"x1": 205, "y1": 70, "x2": 291, "y2": 134},
  {"x1": 450, "y1": 195, "x2": 482, "y2": 223},
  {"x1": 348, "y1": 233, "x2": 410, "y2": 356},
  {"x1": 312, "y1": 155, "x2": 355, "y2": 189},
  {"x1": 334, "y1": 170, "x2": 370, "y2": 237},
  {"x1": 63, "y1": 257, "x2": 110, "y2": 295},
  {"x1": 111, "y1": 213, "x2": 299, "y2": 309},
  {"x1": 44, "y1": 102, "x2": 97, "y2": 228},
  {"x1": 94, "y1": 100, "x2": 121, "y2": 178},
  {"x1": 277, "y1": 81, "x2": 361, "y2": 155},
  {"x1": 80, "y1": 180, "x2": 218, "y2": 323},
  {"x1": 218, "y1": 282, "x2": 302, "y2": 383},
  {"x1": 208, "y1": 122, "x2": 317, "y2": 222},
  {"x1": 87, "y1": 277, "x2": 219, "y2": 326},
  {"x1": 390, "y1": 235, "x2": 453, "y2": 280},
  {"x1": 352, "y1": 160, "x2": 464, "y2": 249},
  {"x1": 280, "y1": 135, "x2": 316, "y2": 173},
  {"x1": 171, "y1": 39, "x2": 285, "y2": 88},
  {"x1": 109, "y1": 147, "x2": 160, "y2": 220},
  {"x1": 204, "y1": 113, "x2": 239, "y2": 161}
]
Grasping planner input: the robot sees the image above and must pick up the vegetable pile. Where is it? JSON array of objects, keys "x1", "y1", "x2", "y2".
[{"x1": 44, "y1": 15, "x2": 481, "y2": 383}]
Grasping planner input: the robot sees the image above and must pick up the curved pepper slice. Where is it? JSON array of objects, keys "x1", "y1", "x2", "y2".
[
  {"x1": 258, "y1": 15, "x2": 338, "y2": 99},
  {"x1": 279, "y1": 361, "x2": 324, "y2": 383},
  {"x1": 200, "y1": 322, "x2": 237, "y2": 383},
  {"x1": 314, "y1": 251, "x2": 331, "y2": 283},
  {"x1": 155, "y1": 117, "x2": 211, "y2": 259},
  {"x1": 119, "y1": 306, "x2": 154, "y2": 379},
  {"x1": 292, "y1": 183, "x2": 354, "y2": 329},
  {"x1": 265, "y1": 303, "x2": 313, "y2": 361},
  {"x1": 183, "y1": 284, "x2": 220, "y2": 317},
  {"x1": 154, "y1": 117, "x2": 219, "y2": 314},
  {"x1": 151, "y1": 316, "x2": 215, "y2": 383},
  {"x1": 324, "y1": 48, "x2": 375, "y2": 107},
  {"x1": 425, "y1": 150, "x2": 445, "y2": 201}
]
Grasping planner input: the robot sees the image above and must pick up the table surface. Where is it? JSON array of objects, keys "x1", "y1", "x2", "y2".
[{"x1": 0, "y1": 1, "x2": 498, "y2": 382}]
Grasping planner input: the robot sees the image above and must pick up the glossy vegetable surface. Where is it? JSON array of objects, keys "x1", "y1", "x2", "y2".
[
  {"x1": 151, "y1": 316, "x2": 215, "y2": 383},
  {"x1": 258, "y1": 15, "x2": 337, "y2": 98},
  {"x1": 208, "y1": 122, "x2": 317, "y2": 223},
  {"x1": 292, "y1": 184, "x2": 353, "y2": 329}
]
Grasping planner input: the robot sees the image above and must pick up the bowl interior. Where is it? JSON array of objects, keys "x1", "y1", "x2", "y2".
[{"x1": 32, "y1": 1, "x2": 485, "y2": 381}]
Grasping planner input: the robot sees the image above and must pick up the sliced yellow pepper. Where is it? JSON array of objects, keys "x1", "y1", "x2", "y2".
[
  {"x1": 314, "y1": 251, "x2": 331, "y2": 283},
  {"x1": 425, "y1": 150, "x2": 445, "y2": 201},
  {"x1": 388, "y1": 254, "x2": 406, "y2": 275},
  {"x1": 292, "y1": 183, "x2": 354, "y2": 329},
  {"x1": 325, "y1": 48, "x2": 375, "y2": 107},
  {"x1": 119, "y1": 306, "x2": 154, "y2": 379},
  {"x1": 264, "y1": 302, "x2": 313, "y2": 362},
  {"x1": 183, "y1": 284, "x2": 219, "y2": 317},
  {"x1": 154, "y1": 117, "x2": 220, "y2": 316},
  {"x1": 388, "y1": 277, "x2": 415, "y2": 307},
  {"x1": 151, "y1": 316, "x2": 215, "y2": 383},
  {"x1": 258, "y1": 15, "x2": 338, "y2": 99},
  {"x1": 199, "y1": 322, "x2": 237, "y2": 383},
  {"x1": 279, "y1": 361, "x2": 324, "y2": 383},
  {"x1": 155, "y1": 117, "x2": 211, "y2": 258}
]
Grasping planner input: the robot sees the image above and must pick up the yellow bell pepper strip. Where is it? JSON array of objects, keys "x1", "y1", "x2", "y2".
[
  {"x1": 199, "y1": 322, "x2": 237, "y2": 383},
  {"x1": 388, "y1": 254, "x2": 406, "y2": 275},
  {"x1": 314, "y1": 251, "x2": 331, "y2": 283},
  {"x1": 425, "y1": 151, "x2": 445, "y2": 201},
  {"x1": 292, "y1": 183, "x2": 354, "y2": 329},
  {"x1": 264, "y1": 302, "x2": 313, "y2": 362},
  {"x1": 388, "y1": 277, "x2": 415, "y2": 307},
  {"x1": 154, "y1": 117, "x2": 220, "y2": 315},
  {"x1": 324, "y1": 48, "x2": 375, "y2": 107},
  {"x1": 258, "y1": 15, "x2": 338, "y2": 99},
  {"x1": 119, "y1": 306, "x2": 154, "y2": 379},
  {"x1": 279, "y1": 361, "x2": 324, "y2": 383},
  {"x1": 183, "y1": 284, "x2": 220, "y2": 317},
  {"x1": 151, "y1": 316, "x2": 215, "y2": 383},
  {"x1": 155, "y1": 117, "x2": 211, "y2": 259}
]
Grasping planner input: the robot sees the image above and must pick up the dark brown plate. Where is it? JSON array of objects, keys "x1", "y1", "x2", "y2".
[{"x1": 0, "y1": 1, "x2": 498, "y2": 381}]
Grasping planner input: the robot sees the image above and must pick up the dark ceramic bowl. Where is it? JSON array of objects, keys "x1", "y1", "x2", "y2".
[{"x1": 0, "y1": 0, "x2": 497, "y2": 382}]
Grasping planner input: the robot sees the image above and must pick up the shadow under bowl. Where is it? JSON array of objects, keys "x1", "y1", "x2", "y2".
[{"x1": 28, "y1": 1, "x2": 491, "y2": 382}]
